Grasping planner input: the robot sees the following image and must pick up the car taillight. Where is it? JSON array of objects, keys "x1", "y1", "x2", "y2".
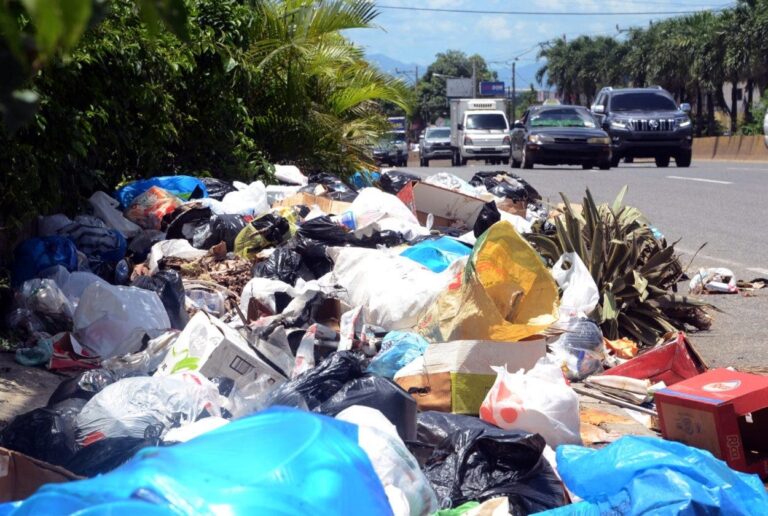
[
  {"x1": 464, "y1": 136, "x2": 473, "y2": 145},
  {"x1": 502, "y1": 135, "x2": 511, "y2": 145}
]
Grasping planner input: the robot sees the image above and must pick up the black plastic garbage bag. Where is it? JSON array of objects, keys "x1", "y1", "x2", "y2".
[
  {"x1": 47, "y1": 369, "x2": 117, "y2": 407},
  {"x1": 410, "y1": 411, "x2": 567, "y2": 514},
  {"x1": 193, "y1": 214, "x2": 249, "y2": 251},
  {"x1": 267, "y1": 351, "x2": 366, "y2": 410},
  {"x1": 252, "y1": 248, "x2": 302, "y2": 286},
  {"x1": 131, "y1": 270, "x2": 188, "y2": 330},
  {"x1": 379, "y1": 171, "x2": 420, "y2": 195},
  {"x1": 0, "y1": 400, "x2": 85, "y2": 465},
  {"x1": 164, "y1": 204, "x2": 212, "y2": 241},
  {"x1": 473, "y1": 201, "x2": 501, "y2": 238},
  {"x1": 66, "y1": 436, "x2": 158, "y2": 477},
  {"x1": 470, "y1": 171, "x2": 541, "y2": 201},
  {"x1": 289, "y1": 236, "x2": 333, "y2": 278},
  {"x1": 298, "y1": 216, "x2": 407, "y2": 249},
  {"x1": 200, "y1": 177, "x2": 237, "y2": 200},
  {"x1": 318, "y1": 375, "x2": 417, "y2": 441},
  {"x1": 300, "y1": 173, "x2": 359, "y2": 202}
]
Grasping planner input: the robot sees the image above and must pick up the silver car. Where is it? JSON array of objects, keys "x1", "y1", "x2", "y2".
[{"x1": 419, "y1": 127, "x2": 452, "y2": 167}]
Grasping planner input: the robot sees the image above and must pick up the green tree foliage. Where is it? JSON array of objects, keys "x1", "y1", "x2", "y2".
[{"x1": 416, "y1": 50, "x2": 496, "y2": 123}]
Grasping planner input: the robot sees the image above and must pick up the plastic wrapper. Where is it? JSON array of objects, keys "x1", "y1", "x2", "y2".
[
  {"x1": 131, "y1": 270, "x2": 189, "y2": 330},
  {"x1": 73, "y1": 281, "x2": 171, "y2": 359},
  {"x1": 547, "y1": 436, "x2": 768, "y2": 515},
  {"x1": 367, "y1": 331, "x2": 429, "y2": 379},
  {"x1": 400, "y1": 237, "x2": 472, "y2": 273},
  {"x1": 12, "y1": 236, "x2": 78, "y2": 287},
  {"x1": 75, "y1": 372, "x2": 223, "y2": 445},
  {"x1": 550, "y1": 318, "x2": 605, "y2": 380},
  {"x1": 88, "y1": 191, "x2": 141, "y2": 239},
  {"x1": 124, "y1": 186, "x2": 183, "y2": 230},
  {"x1": 409, "y1": 411, "x2": 567, "y2": 513},
  {"x1": 337, "y1": 406, "x2": 438, "y2": 516},
  {"x1": 469, "y1": 171, "x2": 541, "y2": 201},
  {"x1": 319, "y1": 375, "x2": 417, "y2": 442},
  {"x1": 252, "y1": 248, "x2": 302, "y2": 286},
  {"x1": 114, "y1": 175, "x2": 208, "y2": 208},
  {"x1": 5, "y1": 408, "x2": 392, "y2": 515}
]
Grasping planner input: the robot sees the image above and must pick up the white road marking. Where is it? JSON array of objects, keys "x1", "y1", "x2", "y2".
[
  {"x1": 747, "y1": 267, "x2": 768, "y2": 276},
  {"x1": 726, "y1": 167, "x2": 768, "y2": 172},
  {"x1": 676, "y1": 248, "x2": 744, "y2": 267},
  {"x1": 667, "y1": 175, "x2": 733, "y2": 185}
]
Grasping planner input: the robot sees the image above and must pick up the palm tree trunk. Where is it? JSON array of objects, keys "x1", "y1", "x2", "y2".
[
  {"x1": 730, "y1": 77, "x2": 738, "y2": 133},
  {"x1": 707, "y1": 91, "x2": 716, "y2": 136},
  {"x1": 696, "y1": 86, "x2": 704, "y2": 137},
  {"x1": 745, "y1": 78, "x2": 754, "y2": 124}
]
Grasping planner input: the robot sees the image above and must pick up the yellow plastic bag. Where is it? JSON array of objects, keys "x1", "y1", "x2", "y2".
[{"x1": 414, "y1": 221, "x2": 558, "y2": 342}]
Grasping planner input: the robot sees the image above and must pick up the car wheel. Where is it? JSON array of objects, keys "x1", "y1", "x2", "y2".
[
  {"x1": 419, "y1": 157, "x2": 425, "y2": 167},
  {"x1": 511, "y1": 158, "x2": 522, "y2": 168},
  {"x1": 521, "y1": 146, "x2": 533, "y2": 169},
  {"x1": 452, "y1": 151, "x2": 459, "y2": 167},
  {"x1": 461, "y1": 157, "x2": 468, "y2": 166},
  {"x1": 676, "y1": 150, "x2": 692, "y2": 168},
  {"x1": 598, "y1": 160, "x2": 611, "y2": 170},
  {"x1": 582, "y1": 163, "x2": 593, "y2": 170},
  {"x1": 655, "y1": 155, "x2": 671, "y2": 168},
  {"x1": 502, "y1": 158, "x2": 509, "y2": 165},
  {"x1": 624, "y1": 156, "x2": 634, "y2": 163},
  {"x1": 610, "y1": 155, "x2": 621, "y2": 168}
]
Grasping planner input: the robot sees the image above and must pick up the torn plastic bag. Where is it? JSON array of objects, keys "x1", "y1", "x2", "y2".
[
  {"x1": 20, "y1": 278, "x2": 74, "y2": 329},
  {"x1": 379, "y1": 170, "x2": 420, "y2": 195},
  {"x1": 73, "y1": 281, "x2": 171, "y2": 359},
  {"x1": 6, "y1": 408, "x2": 392, "y2": 516},
  {"x1": 88, "y1": 191, "x2": 141, "y2": 239},
  {"x1": 415, "y1": 221, "x2": 558, "y2": 342},
  {"x1": 400, "y1": 237, "x2": 472, "y2": 273},
  {"x1": 274, "y1": 164, "x2": 308, "y2": 185},
  {"x1": 290, "y1": 235, "x2": 333, "y2": 277},
  {"x1": 100, "y1": 331, "x2": 178, "y2": 378},
  {"x1": 552, "y1": 253, "x2": 599, "y2": 319},
  {"x1": 350, "y1": 188, "x2": 427, "y2": 241},
  {"x1": 217, "y1": 180, "x2": 269, "y2": 216},
  {"x1": 131, "y1": 270, "x2": 189, "y2": 330},
  {"x1": 75, "y1": 372, "x2": 222, "y2": 446},
  {"x1": 124, "y1": 186, "x2": 183, "y2": 230},
  {"x1": 66, "y1": 436, "x2": 158, "y2": 477},
  {"x1": 469, "y1": 171, "x2": 541, "y2": 201},
  {"x1": 473, "y1": 201, "x2": 501, "y2": 238},
  {"x1": 47, "y1": 369, "x2": 117, "y2": 406},
  {"x1": 199, "y1": 177, "x2": 236, "y2": 201},
  {"x1": 319, "y1": 375, "x2": 417, "y2": 442},
  {"x1": 11, "y1": 236, "x2": 78, "y2": 287},
  {"x1": 0, "y1": 401, "x2": 84, "y2": 466},
  {"x1": 479, "y1": 358, "x2": 582, "y2": 449},
  {"x1": 550, "y1": 318, "x2": 604, "y2": 380},
  {"x1": 38, "y1": 268, "x2": 105, "y2": 310},
  {"x1": 546, "y1": 436, "x2": 768, "y2": 515},
  {"x1": 329, "y1": 246, "x2": 464, "y2": 330},
  {"x1": 410, "y1": 411, "x2": 567, "y2": 513},
  {"x1": 240, "y1": 277, "x2": 297, "y2": 317},
  {"x1": 234, "y1": 213, "x2": 294, "y2": 259},
  {"x1": 252, "y1": 248, "x2": 302, "y2": 286},
  {"x1": 192, "y1": 214, "x2": 249, "y2": 251},
  {"x1": 367, "y1": 331, "x2": 429, "y2": 379},
  {"x1": 337, "y1": 405, "x2": 438, "y2": 516},
  {"x1": 267, "y1": 351, "x2": 366, "y2": 410},
  {"x1": 163, "y1": 203, "x2": 212, "y2": 242},
  {"x1": 147, "y1": 239, "x2": 207, "y2": 274},
  {"x1": 114, "y1": 175, "x2": 207, "y2": 208},
  {"x1": 301, "y1": 172, "x2": 358, "y2": 202},
  {"x1": 127, "y1": 229, "x2": 166, "y2": 263}
]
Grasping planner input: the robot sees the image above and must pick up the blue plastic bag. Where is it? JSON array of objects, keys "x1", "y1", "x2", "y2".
[
  {"x1": 400, "y1": 237, "x2": 471, "y2": 273},
  {"x1": 350, "y1": 170, "x2": 380, "y2": 189},
  {"x1": 11, "y1": 237, "x2": 78, "y2": 287},
  {"x1": 114, "y1": 176, "x2": 208, "y2": 208},
  {"x1": 2, "y1": 407, "x2": 392, "y2": 516},
  {"x1": 542, "y1": 436, "x2": 768, "y2": 515},
  {"x1": 367, "y1": 331, "x2": 429, "y2": 379}
]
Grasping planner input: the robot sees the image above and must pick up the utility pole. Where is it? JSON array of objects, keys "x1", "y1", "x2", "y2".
[
  {"x1": 395, "y1": 66, "x2": 419, "y2": 85},
  {"x1": 511, "y1": 60, "x2": 517, "y2": 121},
  {"x1": 472, "y1": 60, "x2": 477, "y2": 98}
]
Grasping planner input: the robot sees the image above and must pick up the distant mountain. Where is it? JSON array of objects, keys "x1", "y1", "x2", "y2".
[
  {"x1": 491, "y1": 62, "x2": 550, "y2": 90},
  {"x1": 366, "y1": 53, "x2": 422, "y2": 84}
]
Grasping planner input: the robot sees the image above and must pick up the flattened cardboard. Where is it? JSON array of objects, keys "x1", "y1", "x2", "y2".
[
  {"x1": 275, "y1": 192, "x2": 352, "y2": 216},
  {"x1": 0, "y1": 447, "x2": 80, "y2": 502},
  {"x1": 397, "y1": 182, "x2": 486, "y2": 229}
]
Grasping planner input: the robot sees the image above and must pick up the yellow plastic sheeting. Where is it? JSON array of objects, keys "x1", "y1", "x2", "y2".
[{"x1": 415, "y1": 221, "x2": 558, "y2": 342}]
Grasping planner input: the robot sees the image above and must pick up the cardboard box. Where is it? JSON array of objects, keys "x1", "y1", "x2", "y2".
[
  {"x1": 394, "y1": 338, "x2": 546, "y2": 415},
  {"x1": 0, "y1": 447, "x2": 80, "y2": 502},
  {"x1": 655, "y1": 368, "x2": 768, "y2": 478},
  {"x1": 397, "y1": 181, "x2": 487, "y2": 229},
  {"x1": 275, "y1": 192, "x2": 352, "y2": 216}
]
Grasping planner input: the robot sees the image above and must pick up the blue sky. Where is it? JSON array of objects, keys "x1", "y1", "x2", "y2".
[{"x1": 346, "y1": 0, "x2": 732, "y2": 85}]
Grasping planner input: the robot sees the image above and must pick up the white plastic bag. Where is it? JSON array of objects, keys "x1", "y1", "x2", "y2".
[
  {"x1": 162, "y1": 416, "x2": 229, "y2": 443},
  {"x1": 689, "y1": 267, "x2": 738, "y2": 294},
  {"x1": 349, "y1": 188, "x2": 428, "y2": 240},
  {"x1": 328, "y1": 247, "x2": 463, "y2": 330},
  {"x1": 337, "y1": 406, "x2": 438, "y2": 516},
  {"x1": 273, "y1": 164, "x2": 308, "y2": 186},
  {"x1": 218, "y1": 180, "x2": 269, "y2": 216},
  {"x1": 479, "y1": 357, "x2": 582, "y2": 448},
  {"x1": 147, "y1": 239, "x2": 207, "y2": 274},
  {"x1": 88, "y1": 191, "x2": 142, "y2": 238},
  {"x1": 552, "y1": 252, "x2": 599, "y2": 319},
  {"x1": 75, "y1": 372, "x2": 223, "y2": 445},
  {"x1": 74, "y1": 282, "x2": 171, "y2": 358}
]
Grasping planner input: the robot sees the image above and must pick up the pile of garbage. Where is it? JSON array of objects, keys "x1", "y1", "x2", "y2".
[{"x1": 1, "y1": 166, "x2": 767, "y2": 515}]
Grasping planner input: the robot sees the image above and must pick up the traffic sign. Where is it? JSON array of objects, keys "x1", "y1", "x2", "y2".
[{"x1": 479, "y1": 81, "x2": 505, "y2": 96}]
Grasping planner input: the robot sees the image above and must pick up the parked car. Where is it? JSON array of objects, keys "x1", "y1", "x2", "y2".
[
  {"x1": 419, "y1": 127, "x2": 452, "y2": 166},
  {"x1": 510, "y1": 105, "x2": 612, "y2": 170},
  {"x1": 590, "y1": 86, "x2": 693, "y2": 168},
  {"x1": 763, "y1": 109, "x2": 768, "y2": 147},
  {"x1": 372, "y1": 131, "x2": 408, "y2": 167}
]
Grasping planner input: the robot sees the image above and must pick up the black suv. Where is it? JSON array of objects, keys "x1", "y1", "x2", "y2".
[{"x1": 591, "y1": 86, "x2": 693, "y2": 168}]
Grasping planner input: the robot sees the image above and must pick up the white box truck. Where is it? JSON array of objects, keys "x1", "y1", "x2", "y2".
[{"x1": 450, "y1": 98, "x2": 511, "y2": 166}]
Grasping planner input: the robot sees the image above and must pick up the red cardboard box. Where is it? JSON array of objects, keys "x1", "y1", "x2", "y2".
[{"x1": 655, "y1": 368, "x2": 768, "y2": 478}]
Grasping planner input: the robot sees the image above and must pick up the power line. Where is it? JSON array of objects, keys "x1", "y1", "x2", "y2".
[{"x1": 375, "y1": 4, "x2": 725, "y2": 16}]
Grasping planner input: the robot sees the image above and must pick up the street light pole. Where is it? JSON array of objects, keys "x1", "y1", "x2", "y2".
[
  {"x1": 511, "y1": 60, "x2": 517, "y2": 120},
  {"x1": 472, "y1": 60, "x2": 477, "y2": 98}
]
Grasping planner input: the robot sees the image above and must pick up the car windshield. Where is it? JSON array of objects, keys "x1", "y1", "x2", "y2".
[
  {"x1": 465, "y1": 114, "x2": 507, "y2": 130},
  {"x1": 387, "y1": 132, "x2": 406, "y2": 143},
  {"x1": 529, "y1": 108, "x2": 596, "y2": 128},
  {"x1": 610, "y1": 93, "x2": 677, "y2": 112},
  {"x1": 426, "y1": 128, "x2": 450, "y2": 138}
]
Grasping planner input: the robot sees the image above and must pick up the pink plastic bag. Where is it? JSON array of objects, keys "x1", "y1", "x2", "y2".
[{"x1": 124, "y1": 186, "x2": 182, "y2": 230}]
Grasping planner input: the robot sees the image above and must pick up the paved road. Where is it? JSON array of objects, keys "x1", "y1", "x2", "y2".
[{"x1": 399, "y1": 157, "x2": 768, "y2": 370}]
